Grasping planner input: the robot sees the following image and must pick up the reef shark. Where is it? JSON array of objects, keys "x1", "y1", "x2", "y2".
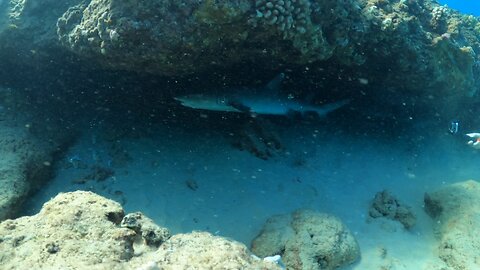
[{"x1": 174, "y1": 73, "x2": 349, "y2": 117}]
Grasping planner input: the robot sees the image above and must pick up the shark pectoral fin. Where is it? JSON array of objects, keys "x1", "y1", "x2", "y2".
[
  {"x1": 314, "y1": 99, "x2": 351, "y2": 116},
  {"x1": 266, "y1": 73, "x2": 285, "y2": 91},
  {"x1": 227, "y1": 100, "x2": 251, "y2": 113}
]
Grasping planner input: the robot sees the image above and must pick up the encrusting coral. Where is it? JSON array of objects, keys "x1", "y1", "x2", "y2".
[{"x1": 251, "y1": 0, "x2": 312, "y2": 37}]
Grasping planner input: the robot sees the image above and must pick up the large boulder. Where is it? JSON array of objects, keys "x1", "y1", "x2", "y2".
[
  {"x1": 0, "y1": 191, "x2": 136, "y2": 268},
  {"x1": 424, "y1": 180, "x2": 480, "y2": 270},
  {"x1": 251, "y1": 209, "x2": 360, "y2": 270},
  {"x1": 0, "y1": 191, "x2": 281, "y2": 269}
]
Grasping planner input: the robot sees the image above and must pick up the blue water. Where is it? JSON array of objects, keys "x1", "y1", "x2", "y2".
[{"x1": 438, "y1": 0, "x2": 480, "y2": 16}]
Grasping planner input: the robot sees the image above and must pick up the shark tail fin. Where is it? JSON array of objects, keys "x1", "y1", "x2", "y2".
[{"x1": 313, "y1": 99, "x2": 350, "y2": 117}]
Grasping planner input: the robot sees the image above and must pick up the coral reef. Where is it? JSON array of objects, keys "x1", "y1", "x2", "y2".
[
  {"x1": 55, "y1": 0, "x2": 253, "y2": 75},
  {"x1": 368, "y1": 190, "x2": 416, "y2": 229},
  {"x1": 251, "y1": 209, "x2": 360, "y2": 270},
  {"x1": 0, "y1": 191, "x2": 281, "y2": 269},
  {"x1": 424, "y1": 180, "x2": 480, "y2": 270},
  {"x1": 251, "y1": 0, "x2": 311, "y2": 37}
]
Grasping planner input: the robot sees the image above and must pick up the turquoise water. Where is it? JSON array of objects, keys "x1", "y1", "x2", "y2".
[{"x1": 439, "y1": 0, "x2": 480, "y2": 16}]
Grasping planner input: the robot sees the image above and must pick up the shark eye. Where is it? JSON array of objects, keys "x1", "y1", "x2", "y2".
[{"x1": 217, "y1": 97, "x2": 226, "y2": 104}]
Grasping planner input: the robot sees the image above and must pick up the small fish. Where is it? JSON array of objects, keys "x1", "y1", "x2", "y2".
[{"x1": 449, "y1": 120, "x2": 459, "y2": 134}]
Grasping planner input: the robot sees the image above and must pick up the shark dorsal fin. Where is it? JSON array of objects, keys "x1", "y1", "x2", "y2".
[{"x1": 266, "y1": 73, "x2": 285, "y2": 92}]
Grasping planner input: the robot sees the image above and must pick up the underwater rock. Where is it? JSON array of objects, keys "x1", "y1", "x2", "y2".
[
  {"x1": 155, "y1": 231, "x2": 281, "y2": 269},
  {"x1": 0, "y1": 0, "x2": 80, "y2": 71},
  {"x1": 52, "y1": 0, "x2": 364, "y2": 72},
  {"x1": 251, "y1": 209, "x2": 360, "y2": 270},
  {"x1": 0, "y1": 191, "x2": 135, "y2": 268},
  {"x1": 121, "y1": 212, "x2": 170, "y2": 248},
  {"x1": 368, "y1": 190, "x2": 416, "y2": 229},
  {"x1": 251, "y1": 0, "x2": 312, "y2": 37},
  {"x1": 0, "y1": 0, "x2": 479, "y2": 100},
  {"x1": 0, "y1": 121, "x2": 60, "y2": 221},
  {"x1": 229, "y1": 118, "x2": 284, "y2": 160},
  {"x1": 0, "y1": 191, "x2": 281, "y2": 269},
  {"x1": 424, "y1": 180, "x2": 480, "y2": 270},
  {"x1": 0, "y1": 86, "x2": 76, "y2": 222}
]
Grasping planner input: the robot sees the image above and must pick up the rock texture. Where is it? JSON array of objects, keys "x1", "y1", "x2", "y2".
[
  {"x1": 368, "y1": 190, "x2": 416, "y2": 229},
  {"x1": 0, "y1": 121, "x2": 52, "y2": 220},
  {"x1": 0, "y1": 87, "x2": 73, "y2": 221},
  {"x1": 251, "y1": 209, "x2": 360, "y2": 270},
  {"x1": 229, "y1": 118, "x2": 284, "y2": 160},
  {"x1": 0, "y1": 123, "x2": 44, "y2": 220},
  {"x1": 424, "y1": 180, "x2": 480, "y2": 270},
  {"x1": 0, "y1": 191, "x2": 137, "y2": 268},
  {"x1": 155, "y1": 231, "x2": 276, "y2": 269},
  {"x1": 0, "y1": 191, "x2": 281, "y2": 269},
  {"x1": 0, "y1": 0, "x2": 479, "y2": 102}
]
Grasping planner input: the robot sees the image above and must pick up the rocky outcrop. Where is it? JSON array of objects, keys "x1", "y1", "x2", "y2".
[
  {"x1": 368, "y1": 190, "x2": 416, "y2": 229},
  {"x1": 424, "y1": 180, "x2": 480, "y2": 270},
  {"x1": 251, "y1": 209, "x2": 360, "y2": 270},
  {"x1": 0, "y1": 87, "x2": 74, "y2": 221},
  {"x1": 0, "y1": 0, "x2": 80, "y2": 68},
  {"x1": 0, "y1": 122, "x2": 56, "y2": 221},
  {"x1": 0, "y1": 124, "x2": 40, "y2": 220},
  {"x1": 0, "y1": 0, "x2": 479, "y2": 101},
  {"x1": 229, "y1": 118, "x2": 284, "y2": 160},
  {"x1": 0, "y1": 191, "x2": 281, "y2": 269}
]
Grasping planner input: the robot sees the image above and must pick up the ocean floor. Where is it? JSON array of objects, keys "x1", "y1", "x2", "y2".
[{"x1": 21, "y1": 112, "x2": 480, "y2": 269}]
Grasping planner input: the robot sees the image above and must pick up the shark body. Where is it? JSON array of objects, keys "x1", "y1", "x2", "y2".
[{"x1": 174, "y1": 73, "x2": 349, "y2": 117}]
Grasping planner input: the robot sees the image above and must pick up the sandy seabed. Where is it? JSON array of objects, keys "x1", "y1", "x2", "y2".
[{"x1": 22, "y1": 116, "x2": 480, "y2": 269}]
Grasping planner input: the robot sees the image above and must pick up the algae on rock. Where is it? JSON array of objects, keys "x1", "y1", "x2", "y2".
[
  {"x1": 252, "y1": 209, "x2": 360, "y2": 270},
  {"x1": 0, "y1": 191, "x2": 281, "y2": 269},
  {"x1": 424, "y1": 180, "x2": 480, "y2": 270}
]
